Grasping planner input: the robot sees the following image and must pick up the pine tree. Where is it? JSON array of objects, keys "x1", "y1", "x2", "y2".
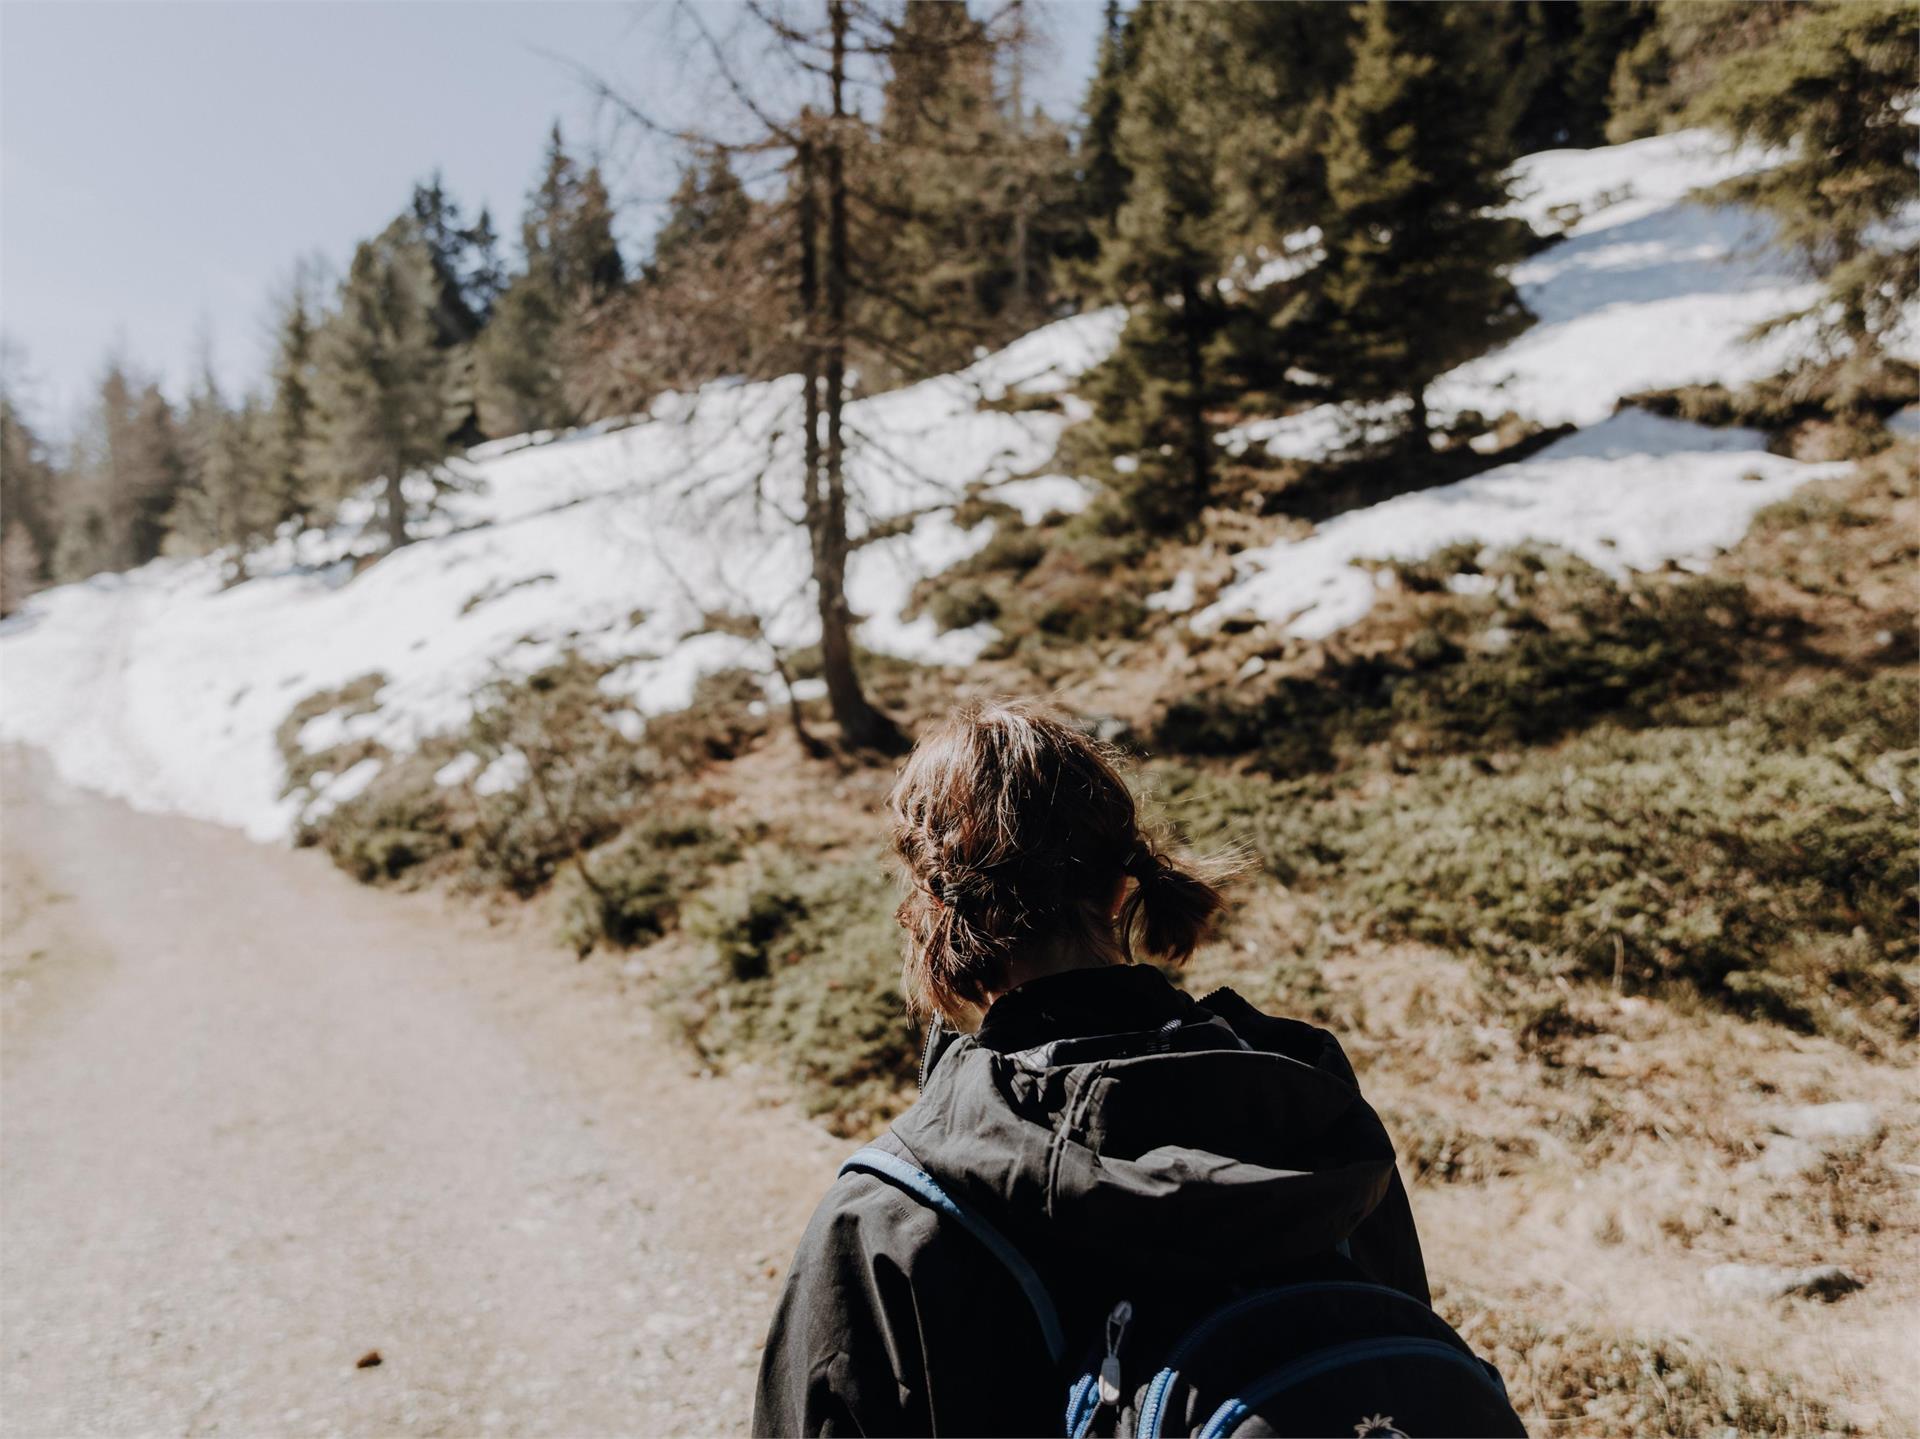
[
  {"x1": 1313, "y1": 1, "x2": 1532, "y2": 452},
  {"x1": 310, "y1": 217, "x2": 451, "y2": 551},
  {"x1": 0, "y1": 358, "x2": 57, "y2": 614},
  {"x1": 1081, "y1": 2, "x2": 1242, "y2": 527},
  {"x1": 1695, "y1": 0, "x2": 1918, "y2": 408},
  {"x1": 474, "y1": 275, "x2": 571, "y2": 438},
  {"x1": 1076, "y1": 0, "x2": 1133, "y2": 239},
  {"x1": 55, "y1": 362, "x2": 186, "y2": 579},
  {"x1": 174, "y1": 367, "x2": 278, "y2": 579},
  {"x1": 652, "y1": 152, "x2": 753, "y2": 278},
  {"x1": 474, "y1": 128, "x2": 629, "y2": 438},
  {"x1": 1607, "y1": 1, "x2": 1807, "y2": 143},
  {"x1": 267, "y1": 276, "x2": 321, "y2": 524},
  {"x1": 524, "y1": 124, "x2": 625, "y2": 301}
]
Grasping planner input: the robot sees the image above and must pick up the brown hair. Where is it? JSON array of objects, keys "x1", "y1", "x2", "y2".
[{"x1": 886, "y1": 698, "x2": 1242, "y2": 1022}]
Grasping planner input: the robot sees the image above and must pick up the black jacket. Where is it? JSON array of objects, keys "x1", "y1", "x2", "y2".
[{"x1": 753, "y1": 964, "x2": 1428, "y2": 1437}]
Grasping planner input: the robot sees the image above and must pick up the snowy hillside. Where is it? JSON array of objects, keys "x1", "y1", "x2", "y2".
[{"x1": 0, "y1": 130, "x2": 1893, "y2": 840}]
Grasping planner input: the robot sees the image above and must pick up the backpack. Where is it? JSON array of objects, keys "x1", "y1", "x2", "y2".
[{"x1": 841, "y1": 1146, "x2": 1527, "y2": 1438}]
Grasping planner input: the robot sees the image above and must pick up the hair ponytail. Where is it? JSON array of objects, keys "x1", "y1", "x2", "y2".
[{"x1": 1118, "y1": 840, "x2": 1240, "y2": 964}]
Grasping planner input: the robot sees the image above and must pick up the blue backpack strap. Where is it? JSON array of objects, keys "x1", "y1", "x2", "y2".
[{"x1": 839, "y1": 1145, "x2": 1066, "y2": 1364}]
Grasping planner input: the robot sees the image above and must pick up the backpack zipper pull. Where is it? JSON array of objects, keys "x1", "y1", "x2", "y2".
[{"x1": 1097, "y1": 1299, "x2": 1133, "y2": 1405}]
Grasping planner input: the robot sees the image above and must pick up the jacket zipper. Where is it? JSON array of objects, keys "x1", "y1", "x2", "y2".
[{"x1": 916, "y1": 1021, "x2": 940, "y2": 1091}]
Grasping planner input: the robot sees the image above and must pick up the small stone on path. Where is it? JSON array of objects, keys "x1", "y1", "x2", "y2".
[{"x1": 1705, "y1": 1264, "x2": 1865, "y2": 1304}]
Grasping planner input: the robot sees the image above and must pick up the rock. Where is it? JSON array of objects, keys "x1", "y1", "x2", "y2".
[
  {"x1": 1705, "y1": 1264, "x2": 1865, "y2": 1304},
  {"x1": 1756, "y1": 1136, "x2": 1824, "y2": 1181},
  {"x1": 1773, "y1": 1102, "x2": 1882, "y2": 1144}
]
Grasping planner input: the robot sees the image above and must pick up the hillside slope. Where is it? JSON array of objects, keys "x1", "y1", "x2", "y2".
[{"x1": 2, "y1": 128, "x2": 1900, "y2": 839}]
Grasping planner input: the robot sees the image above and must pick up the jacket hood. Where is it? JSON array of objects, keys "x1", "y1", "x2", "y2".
[{"x1": 888, "y1": 965, "x2": 1398, "y2": 1278}]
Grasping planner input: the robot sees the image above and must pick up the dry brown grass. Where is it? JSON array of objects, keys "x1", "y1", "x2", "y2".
[{"x1": 1312, "y1": 936, "x2": 1919, "y2": 1436}]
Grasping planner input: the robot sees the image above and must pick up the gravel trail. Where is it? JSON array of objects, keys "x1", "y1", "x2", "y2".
[{"x1": 1, "y1": 747, "x2": 837, "y2": 1437}]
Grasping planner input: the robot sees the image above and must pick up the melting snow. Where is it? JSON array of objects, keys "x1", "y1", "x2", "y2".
[
  {"x1": 0, "y1": 312, "x2": 1119, "y2": 839},
  {"x1": 1193, "y1": 411, "x2": 1846, "y2": 639},
  {"x1": 0, "y1": 132, "x2": 1881, "y2": 841}
]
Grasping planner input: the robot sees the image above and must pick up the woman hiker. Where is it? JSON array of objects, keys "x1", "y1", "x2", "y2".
[{"x1": 753, "y1": 700, "x2": 1513, "y2": 1438}]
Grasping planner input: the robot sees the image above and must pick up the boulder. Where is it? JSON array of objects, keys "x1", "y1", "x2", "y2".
[{"x1": 1705, "y1": 1263, "x2": 1865, "y2": 1304}]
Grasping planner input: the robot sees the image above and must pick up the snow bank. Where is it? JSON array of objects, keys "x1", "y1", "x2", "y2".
[
  {"x1": 0, "y1": 312, "x2": 1119, "y2": 840},
  {"x1": 1193, "y1": 411, "x2": 1846, "y2": 639}
]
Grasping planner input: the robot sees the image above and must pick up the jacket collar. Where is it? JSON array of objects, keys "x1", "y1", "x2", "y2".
[{"x1": 973, "y1": 962, "x2": 1197, "y2": 1055}]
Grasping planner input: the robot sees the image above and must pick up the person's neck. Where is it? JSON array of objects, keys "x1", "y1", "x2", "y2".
[{"x1": 989, "y1": 938, "x2": 1119, "y2": 1009}]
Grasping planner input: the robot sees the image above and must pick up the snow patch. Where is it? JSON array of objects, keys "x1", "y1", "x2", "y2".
[
  {"x1": 1194, "y1": 411, "x2": 1845, "y2": 640},
  {"x1": 1145, "y1": 571, "x2": 1197, "y2": 614}
]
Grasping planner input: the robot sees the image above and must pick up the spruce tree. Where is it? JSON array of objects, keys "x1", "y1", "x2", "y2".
[
  {"x1": 55, "y1": 362, "x2": 186, "y2": 579},
  {"x1": 867, "y1": 1, "x2": 1008, "y2": 378},
  {"x1": 1076, "y1": 0, "x2": 1132, "y2": 238},
  {"x1": 267, "y1": 278, "x2": 320, "y2": 524},
  {"x1": 523, "y1": 124, "x2": 624, "y2": 301},
  {"x1": 1082, "y1": 2, "x2": 1241, "y2": 527},
  {"x1": 651, "y1": 153, "x2": 753, "y2": 277},
  {"x1": 310, "y1": 217, "x2": 451, "y2": 551},
  {"x1": 1606, "y1": 1, "x2": 1807, "y2": 143},
  {"x1": 474, "y1": 275, "x2": 570, "y2": 438},
  {"x1": 410, "y1": 174, "x2": 507, "y2": 339},
  {"x1": 474, "y1": 128, "x2": 628, "y2": 437},
  {"x1": 1696, "y1": 0, "x2": 1918, "y2": 407},
  {"x1": 0, "y1": 360, "x2": 57, "y2": 614},
  {"x1": 175, "y1": 367, "x2": 277, "y2": 579},
  {"x1": 1313, "y1": 1, "x2": 1532, "y2": 452},
  {"x1": 1566, "y1": 3, "x2": 1655, "y2": 147}
]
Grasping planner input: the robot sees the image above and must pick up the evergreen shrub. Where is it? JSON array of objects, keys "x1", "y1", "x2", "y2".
[
  {"x1": 1157, "y1": 675, "x2": 1918, "y2": 1042},
  {"x1": 559, "y1": 814, "x2": 738, "y2": 957},
  {"x1": 671, "y1": 857, "x2": 917, "y2": 1133},
  {"x1": 318, "y1": 767, "x2": 460, "y2": 884},
  {"x1": 1157, "y1": 549, "x2": 1755, "y2": 774}
]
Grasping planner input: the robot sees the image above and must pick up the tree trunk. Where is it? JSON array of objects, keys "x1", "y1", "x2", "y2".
[
  {"x1": 817, "y1": 1, "x2": 907, "y2": 755},
  {"x1": 385, "y1": 461, "x2": 410, "y2": 550},
  {"x1": 798, "y1": 127, "x2": 823, "y2": 572},
  {"x1": 1178, "y1": 268, "x2": 1212, "y2": 521},
  {"x1": 1008, "y1": 0, "x2": 1030, "y2": 316},
  {"x1": 1407, "y1": 387, "x2": 1431, "y2": 457}
]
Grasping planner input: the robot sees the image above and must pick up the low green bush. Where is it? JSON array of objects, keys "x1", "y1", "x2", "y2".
[
  {"x1": 1154, "y1": 675, "x2": 1918, "y2": 1043},
  {"x1": 670, "y1": 856, "x2": 919, "y2": 1134},
  {"x1": 1157, "y1": 549, "x2": 1755, "y2": 775},
  {"x1": 461, "y1": 655, "x2": 652, "y2": 896},
  {"x1": 317, "y1": 764, "x2": 461, "y2": 884},
  {"x1": 559, "y1": 814, "x2": 739, "y2": 956},
  {"x1": 276, "y1": 671, "x2": 389, "y2": 795},
  {"x1": 639, "y1": 666, "x2": 772, "y2": 767}
]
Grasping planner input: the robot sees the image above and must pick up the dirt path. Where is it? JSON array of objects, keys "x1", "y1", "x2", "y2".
[{"x1": 0, "y1": 747, "x2": 839, "y2": 1438}]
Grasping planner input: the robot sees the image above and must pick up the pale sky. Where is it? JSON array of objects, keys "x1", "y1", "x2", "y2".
[{"x1": 0, "y1": 0, "x2": 1104, "y2": 438}]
